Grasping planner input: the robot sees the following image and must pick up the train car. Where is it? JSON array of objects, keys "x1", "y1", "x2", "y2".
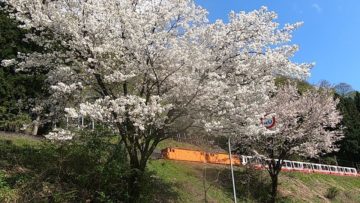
[
  {"x1": 241, "y1": 155, "x2": 358, "y2": 177},
  {"x1": 161, "y1": 147, "x2": 241, "y2": 166},
  {"x1": 162, "y1": 148, "x2": 359, "y2": 177},
  {"x1": 161, "y1": 148, "x2": 207, "y2": 163},
  {"x1": 206, "y1": 152, "x2": 241, "y2": 166}
]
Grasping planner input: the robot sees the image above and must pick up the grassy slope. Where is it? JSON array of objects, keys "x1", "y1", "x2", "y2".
[
  {"x1": 150, "y1": 139, "x2": 360, "y2": 203},
  {"x1": 281, "y1": 172, "x2": 360, "y2": 203},
  {"x1": 0, "y1": 133, "x2": 38, "y2": 201},
  {"x1": 0, "y1": 132, "x2": 42, "y2": 146},
  {"x1": 148, "y1": 158, "x2": 360, "y2": 203},
  {"x1": 148, "y1": 160, "x2": 234, "y2": 203},
  {"x1": 0, "y1": 134, "x2": 359, "y2": 203}
]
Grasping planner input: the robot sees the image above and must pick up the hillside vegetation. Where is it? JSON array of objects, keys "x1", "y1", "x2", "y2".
[
  {"x1": 0, "y1": 133, "x2": 359, "y2": 203},
  {"x1": 148, "y1": 159, "x2": 360, "y2": 203},
  {"x1": 150, "y1": 139, "x2": 360, "y2": 203}
]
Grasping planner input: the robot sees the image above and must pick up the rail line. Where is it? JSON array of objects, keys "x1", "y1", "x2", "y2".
[{"x1": 161, "y1": 147, "x2": 359, "y2": 177}]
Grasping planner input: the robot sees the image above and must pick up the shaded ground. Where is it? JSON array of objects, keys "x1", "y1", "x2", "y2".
[{"x1": 0, "y1": 132, "x2": 178, "y2": 202}]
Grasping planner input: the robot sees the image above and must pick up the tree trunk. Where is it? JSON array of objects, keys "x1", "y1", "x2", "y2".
[
  {"x1": 270, "y1": 173, "x2": 278, "y2": 203},
  {"x1": 32, "y1": 115, "x2": 40, "y2": 136},
  {"x1": 203, "y1": 165, "x2": 208, "y2": 203},
  {"x1": 118, "y1": 121, "x2": 162, "y2": 202},
  {"x1": 127, "y1": 169, "x2": 142, "y2": 203},
  {"x1": 127, "y1": 151, "x2": 145, "y2": 203},
  {"x1": 126, "y1": 150, "x2": 148, "y2": 203}
]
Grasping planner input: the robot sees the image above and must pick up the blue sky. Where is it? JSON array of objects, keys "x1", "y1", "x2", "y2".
[{"x1": 195, "y1": 0, "x2": 360, "y2": 90}]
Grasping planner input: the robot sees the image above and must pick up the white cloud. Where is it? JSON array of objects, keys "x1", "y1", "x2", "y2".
[{"x1": 312, "y1": 3, "x2": 323, "y2": 13}]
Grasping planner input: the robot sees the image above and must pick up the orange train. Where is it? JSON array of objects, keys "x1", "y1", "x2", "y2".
[
  {"x1": 161, "y1": 147, "x2": 359, "y2": 177},
  {"x1": 161, "y1": 147, "x2": 241, "y2": 166}
]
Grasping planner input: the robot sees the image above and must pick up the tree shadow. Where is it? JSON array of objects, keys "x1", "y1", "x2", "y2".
[
  {"x1": 194, "y1": 165, "x2": 272, "y2": 203},
  {"x1": 0, "y1": 138, "x2": 179, "y2": 202},
  {"x1": 142, "y1": 171, "x2": 180, "y2": 203}
]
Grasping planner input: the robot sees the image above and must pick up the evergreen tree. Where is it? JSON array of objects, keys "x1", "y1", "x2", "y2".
[
  {"x1": 0, "y1": 5, "x2": 45, "y2": 132},
  {"x1": 336, "y1": 94, "x2": 360, "y2": 164},
  {"x1": 354, "y1": 92, "x2": 360, "y2": 112}
]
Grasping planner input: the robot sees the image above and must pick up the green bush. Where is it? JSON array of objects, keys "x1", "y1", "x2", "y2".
[
  {"x1": 0, "y1": 112, "x2": 31, "y2": 132},
  {"x1": 321, "y1": 157, "x2": 338, "y2": 165},
  {"x1": 214, "y1": 166, "x2": 271, "y2": 202},
  {"x1": 0, "y1": 127, "x2": 131, "y2": 202},
  {"x1": 325, "y1": 187, "x2": 340, "y2": 199}
]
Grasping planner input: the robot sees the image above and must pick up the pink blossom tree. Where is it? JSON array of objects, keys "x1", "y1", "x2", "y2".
[
  {"x1": 239, "y1": 83, "x2": 343, "y2": 203},
  {"x1": 2, "y1": 0, "x2": 311, "y2": 200}
]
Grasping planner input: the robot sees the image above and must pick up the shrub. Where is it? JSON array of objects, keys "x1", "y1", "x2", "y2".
[
  {"x1": 223, "y1": 167, "x2": 272, "y2": 202},
  {"x1": 0, "y1": 126, "x2": 131, "y2": 202},
  {"x1": 0, "y1": 112, "x2": 31, "y2": 133},
  {"x1": 325, "y1": 187, "x2": 340, "y2": 199}
]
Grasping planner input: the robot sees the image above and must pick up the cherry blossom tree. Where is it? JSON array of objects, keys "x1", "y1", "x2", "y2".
[
  {"x1": 237, "y1": 83, "x2": 343, "y2": 203},
  {"x1": 2, "y1": 0, "x2": 311, "y2": 200}
]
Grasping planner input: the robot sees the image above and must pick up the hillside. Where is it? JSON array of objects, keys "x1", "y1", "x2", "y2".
[
  {"x1": 150, "y1": 139, "x2": 360, "y2": 203},
  {"x1": 0, "y1": 133, "x2": 359, "y2": 202},
  {"x1": 148, "y1": 159, "x2": 360, "y2": 203}
]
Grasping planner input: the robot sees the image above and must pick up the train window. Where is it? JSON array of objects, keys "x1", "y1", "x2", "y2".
[
  {"x1": 312, "y1": 165, "x2": 319, "y2": 170},
  {"x1": 286, "y1": 162, "x2": 292, "y2": 168},
  {"x1": 320, "y1": 165, "x2": 328, "y2": 170},
  {"x1": 339, "y1": 168, "x2": 344, "y2": 172},
  {"x1": 330, "y1": 167, "x2": 336, "y2": 171},
  {"x1": 351, "y1": 169, "x2": 356, "y2": 173},
  {"x1": 295, "y1": 162, "x2": 302, "y2": 168},
  {"x1": 345, "y1": 168, "x2": 350, "y2": 173},
  {"x1": 303, "y1": 164, "x2": 310, "y2": 169}
]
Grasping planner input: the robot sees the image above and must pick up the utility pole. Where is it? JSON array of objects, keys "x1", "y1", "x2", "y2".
[{"x1": 228, "y1": 137, "x2": 237, "y2": 203}]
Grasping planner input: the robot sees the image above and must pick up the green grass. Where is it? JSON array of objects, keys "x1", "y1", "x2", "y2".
[
  {"x1": 153, "y1": 139, "x2": 360, "y2": 203},
  {"x1": 288, "y1": 172, "x2": 360, "y2": 189},
  {"x1": 0, "y1": 133, "x2": 41, "y2": 147},
  {"x1": 0, "y1": 131, "x2": 131, "y2": 202},
  {"x1": 280, "y1": 172, "x2": 360, "y2": 202},
  {"x1": 0, "y1": 133, "x2": 359, "y2": 203},
  {"x1": 148, "y1": 159, "x2": 233, "y2": 203}
]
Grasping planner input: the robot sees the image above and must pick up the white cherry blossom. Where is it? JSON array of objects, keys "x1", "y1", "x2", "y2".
[{"x1": 2, "y1": 1, "x2": 312, "y2": 198}]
